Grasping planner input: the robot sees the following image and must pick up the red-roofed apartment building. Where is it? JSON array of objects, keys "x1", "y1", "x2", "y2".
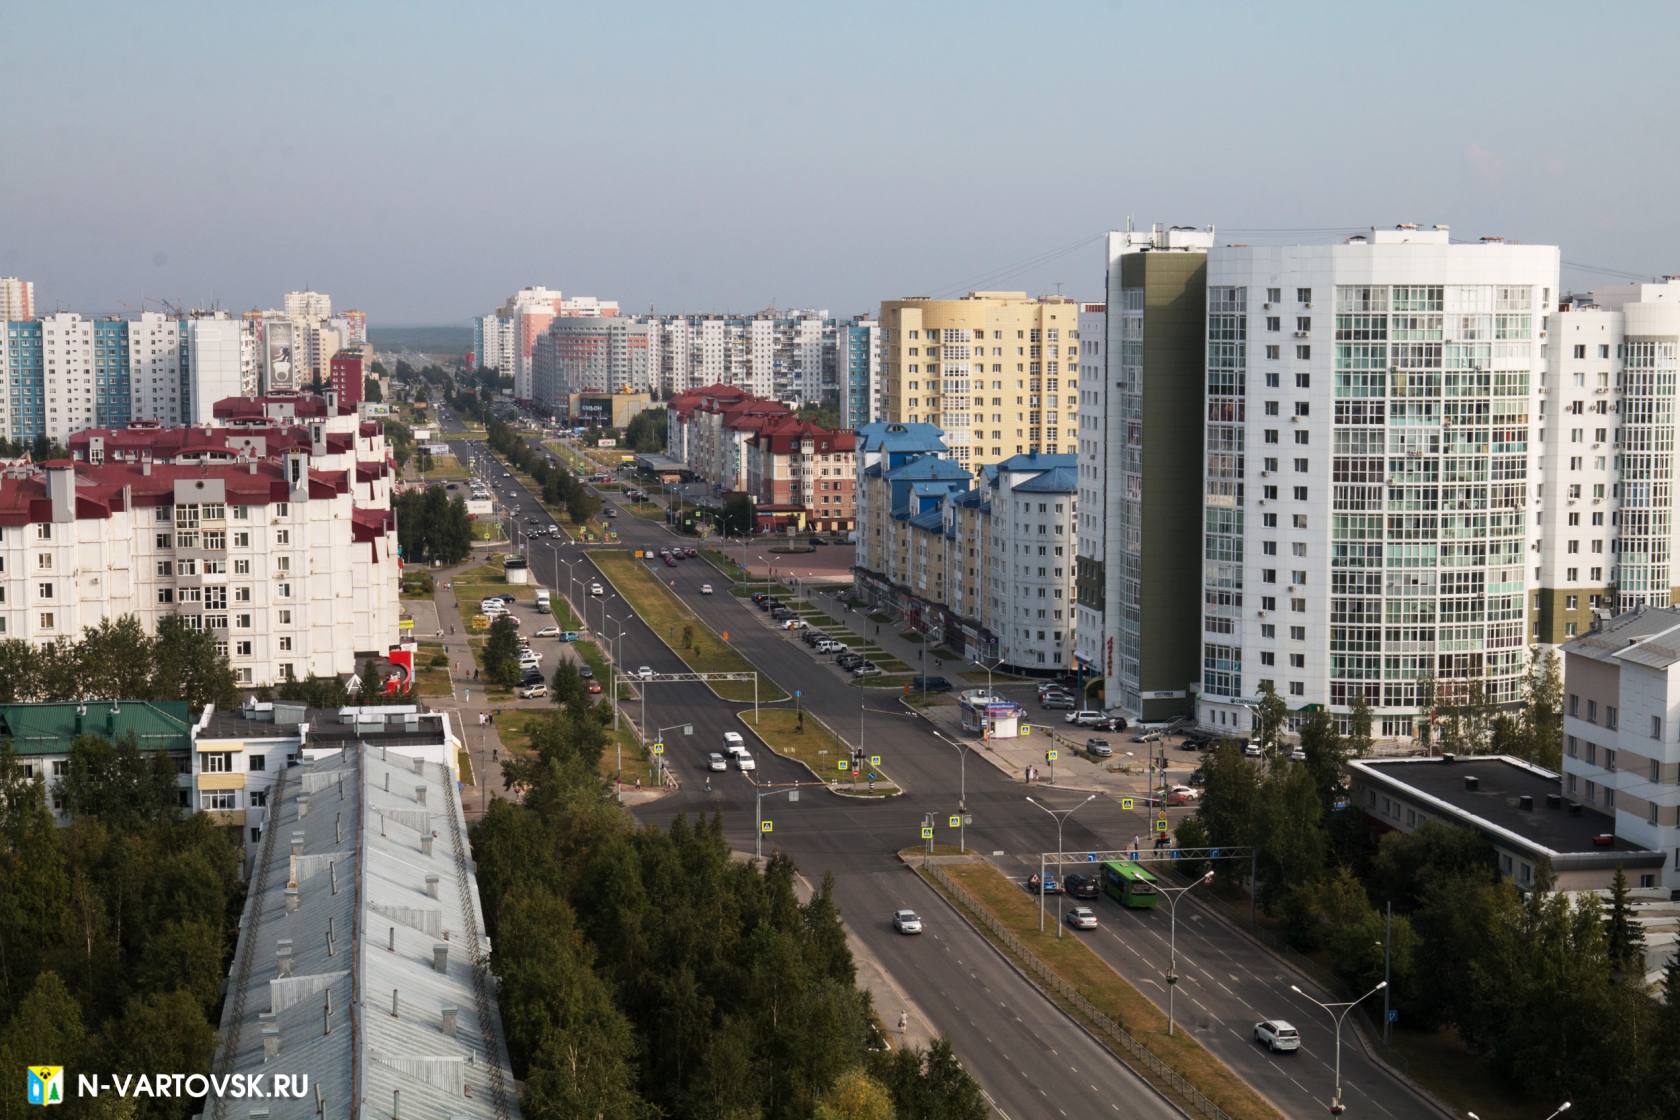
[
  {"x1": 10, "y1": 391, "x2": 401, "y2": 687},
  {"x1": 744, "y1": 418, "x2": 857, "y2": 533},
  {"x1": 665, "y1": 385, "x2": 791, "y2": 491}
]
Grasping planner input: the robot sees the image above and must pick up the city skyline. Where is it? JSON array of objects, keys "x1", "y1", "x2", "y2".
[{"x1": 5, "y1": 1, "x2": 1677, "y2": 323}]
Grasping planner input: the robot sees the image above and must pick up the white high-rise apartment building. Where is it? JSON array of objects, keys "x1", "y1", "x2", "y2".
[
  {"x1": 646, "y1": 311, "x2": 832, "y2": 401},
  {"x1": 0, "y1": 277, "x2": 34, "y2": 321},
  {"x1": 1536, "y1": 279, "x2": 1680, "y2": 642},
  {"x1": 1073, "y1": 301, "x2": 1107, "y2": 688},
  {"x1": 1198, "y1": 226, "x2": 1560, "y2": 740},
  {"x1": 473, "y1": 287, "x2": 621, "y2": 399},
  {"x1": 187, "y1": 315, "x2": 246, "y2": 424},
  {"x1": 283, "y1": 290, "x2": 333, "y2": 320},
  {"x1": 126, "y1": 312, "x2": 186, "y2": 425}
]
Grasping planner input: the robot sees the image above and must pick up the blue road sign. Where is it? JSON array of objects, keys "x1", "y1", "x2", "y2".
[
  {"x1": 1170, "y1": 849, "x2": 1181, "y2": 860},
  {"x1": 1086, "y1": 852, "x2": 1097, "y2": 862},
  {"x1": 1209, "y1": 848, "x2": 1223, "y2": 859},
  {"x1": 867, "y1": 771, "x2": 878, "y2": 781},
  {"x1": 1386, "y1": 1009, "x2": 1399, "y2": 1023},
  {"x1": 795, "y1": 689, "x2": 802, "y2": 698}
]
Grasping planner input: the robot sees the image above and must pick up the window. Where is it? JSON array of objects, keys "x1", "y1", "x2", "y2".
[
  {"x1": 38, "y1": 612, "x2": 53, "y2": 630},
  {"x1": 202, "y1": 752, "x2": 232, "y2": 773},
  {"x1": 1606, "y1": 706, "x2": 1617, "y2": 730},
  {"x1": 248, "y1": 753, "x2": 265, "y2": 771},
  {"x1": 35, "y1": 524, "x2": 50, "y2": 541},
  {"x1": 1587, "y1": 699, "x2": 1598, "y2": 723},
  {"x1": 204, "y1": 791, "x2": 236, "y2": 811},
  {"x1": 1296, "y1": 288, "x2": 1312, "y2": 304},
  {"x1": 35, "y1": 583, "x2": 51, "y2": 599},
  {"x1": 36, "y1": 553, "x2": 50, "y2": 570},
  {"x1": 1569, "y1": 693, "x2": 1579, "y2": 716}
]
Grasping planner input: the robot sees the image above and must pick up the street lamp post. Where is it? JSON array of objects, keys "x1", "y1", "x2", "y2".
[
  {"x1": 1290, "y1": 980, "x2": 1388, "y2": 1115},
  {"x1": 754, "y1": 781, "x2": 805, "y2": 861},
  {"x1": 976, "y1": 656, "x2": 1006, "y2": 698},
  {"x1": 652, "y1": 723, "x2": 692, "y2": 786},
  {"x1": 603, "y1": 614, "x2": 625, "y2": 733},
  {"x1": 933, "y1": 733, "x2": 973, "y2": 853},
  {"x1": 1156, "y1": 870, "x2": 1216, "y2": 1036},
  {"x1": 1468, "y1": 1106, "x2": 1569, "y2": 1120},
  {"x1": 1026, "y1": 793, "x2": 1099, "y2": 936}
]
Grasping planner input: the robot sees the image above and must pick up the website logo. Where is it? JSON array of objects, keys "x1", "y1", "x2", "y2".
[{"x1": 26, "y1": 1067, "x2": 64, "y2": 1107}]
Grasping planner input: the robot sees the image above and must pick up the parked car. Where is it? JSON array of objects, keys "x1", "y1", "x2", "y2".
[
  {"x1": 802, "y1": 630, "x2": 826, "y2": 645},
  {"x1": 577, "y1": 665, "x2": 593, "y2": 679},
  {"x1": 518, "y1": 683, "x2": 548, "y2": 699},
  {"x1": 751, "y1": 591, "x2": 768, "y2": 604},
  {"x1": 1243, "y1": 741, "x2": 1264, "y2": 758},
  {"x1": 1288, "y1": 746, "x2": 1308, "y2": 762},
  {"x1": 853, "y1": 664, "x2": 882, "y2": 678},
  {"x1": 1067, "y1": 710, "x2": 1106, "y2": 726},
  {"x1": 1040, "y1": 693, "x2": 1076, "y2": 711},
  {"x1": 700, "y1": 584, "x2": 714, "y2": 595},
  {"x1": 1065, "y1": 906, "x2": 1099, "y2": 931},
  {"x1": 1063, "y1": 873, "x2": 1099, "y2": 900},
  {"x1": 636, "y1": 666, "x2": 654, "y2": 681},
  {"x1": 1134, "y1": 730, "x2": 1162, "y2": 743},
  {"x1": 534, "y1": 626, "x2": 560, "y2": 638},
  {"x1": 735, "y1": 751, "x2": 756, "y2": 772},
  {"x1": 892, "y1": 909, "x2": 923, "y2": 935},
  {"x1": 910, "y1": 675, "x2": 953, "y2": 693},
  {"x1": 586, "y1": 680, "x2": 603, "y2": 694},
  {"x1": 1085, "y1": 738, "x2": 1113, "y2": 758},
  {"x1": 560, "y1": 630, "x2": 581, "y2": 642},
  {"x1": 707, "y1": 752, "x2": 728, "y2": 772},
  {"x1": 1168, "y1": 785, "x2": 1201, "y2": 806},
  {"x1": 783, "y1": 618, "x2": 808, "y2": 630},
  {"x1": 1253, "y1": 1020, "x2": 1301, "y2": 1053}
]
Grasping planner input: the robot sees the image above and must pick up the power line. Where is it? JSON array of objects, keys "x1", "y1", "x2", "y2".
[{"x1": 926, "y1": 233, "x2": 1104, "y2": 300}]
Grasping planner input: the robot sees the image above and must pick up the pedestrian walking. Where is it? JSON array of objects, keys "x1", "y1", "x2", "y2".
[{"x1": 897, "y1": 1010, "x2": 908, "y2": 1036}]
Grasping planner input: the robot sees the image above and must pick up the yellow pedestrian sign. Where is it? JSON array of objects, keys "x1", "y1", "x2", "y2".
[
  {"x1": 838, "y1": 760, "x2": 850, "y2": 772},
  {"x1": 869, "y1": 754, "x2": 881, "y2": 766},
  {"x1": 1121, "y1": 797, "x2": 1135, "y2": 811},
  {"x1": 761, "y1": 820, "x2": 774, "y2": 833},
  {"x1": 920, "y1": 826, "x2": 934, "y2": 840},
  {"x1": 652, "y1": 741, "x2": 665, "y2": 755},
  {"x1": 1046, "y1": 749, "x2": 1058, "y2": 762},
  {"x1": 1020, "y1": 722, "x2": 1032, "y2": 735},
  {"x1": 1153, "y1": 817, "x2": 1169, "y2": 833},
  {"x1": 948, "y1": 815, "x2": 960, "y2": 828}
]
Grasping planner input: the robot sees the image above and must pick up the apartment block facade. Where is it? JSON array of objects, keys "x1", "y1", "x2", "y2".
[
  {"x1": 878, "y1": 291, "x2": 1081, "y2": 473},
  {"x1": 473, "y1": 287, "x2": 622, "y2": 399},
  {"x1": 837, "y1": 315, "x2": 883, "y2": 427},
  {"x1": 0, "y1": 277, "x2": 35, "y2": 322},
  {"x1": 647, "y1": 310, "x2": 832, "y2": 402},
  {"x1": 666, "y1": 384, "x2": 791, "y2": 491},
  {"x1": 1197, "y1": 227, "x2": 1561, "y2": 739},
  {"x1": 742, "y1": 418, "x2": 857, "y2": 533},
  {"x1": 1560, "y1": 607, "x2": 1680, "y2": 889},
  {"x1": 531, "y1": 316, "x2": 653, "y2": 407}
]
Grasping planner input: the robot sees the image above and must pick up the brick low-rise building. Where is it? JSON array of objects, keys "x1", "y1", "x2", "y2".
[{"x1": 744, "y1": 417, "x2": 857, "y2": 533}]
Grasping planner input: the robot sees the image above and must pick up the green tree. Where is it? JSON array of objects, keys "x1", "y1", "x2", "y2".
[
  {"x1": 1522, "y1": 648, "x2": 1564, "y2": 770},
  {"x1": 1254, "y1": 763, "x2": 1327, "y2": 905},
  {"x1": 814, "y1": 1068, "x2": 895, "y2": 1120},
  {"x1": 151, "y1": 615, "x2": 237, "y2": 709},
  {"x1": 1295, "y1": 708, "x2": 1348, "y2": 815},
  {"x1": 78, "y1": 616, "x2": 157, "y2": 700},
  {"x1": 0, "y1": 971, "x2": 89, "y2": 1105},
  {"x1": 134, "y1": 918, "x2": 224, "y2": 1013},
  {"x1": 363, "y1": 373, "x2": 383, "y2": 403},
  {"x1": 721, "y1": 493, "x2": 756, "y2": 538},
  {"x1": 1604, "y1": 865, "x2": 1648, "y2": 979},
  {"x1": 1369, "y1": 820, "x2": 1494, "y2": 913},
  {"x1": 624, "y1": 409, "x2": 669, "y2": 453},
  {"x1": 274, "y1": 674, "x2": 349, "y2": 708},
  {"x1": 1253, "y1": 680, "x2": 1288, "y2": 756},
  {"x1": 1347, "y1": 692, "x2": 1374, "y2": 757},
  {"x1": 58, "y1": 734, "x2": 181, "y2": 828},
  {"x1": 99, "y1": 990, "x2": 217, "y2": 1120},
  {"x1": 484, "y1": 616, "x2": 523, "y2": 688},
  {"x1": 549, "y1": 662, "x2": 585, "y2": 711}
]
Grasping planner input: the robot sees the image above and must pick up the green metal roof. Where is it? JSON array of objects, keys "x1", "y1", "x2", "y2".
[{"x1": 0, "y1": 701, "x2": 196, "y2": 756}]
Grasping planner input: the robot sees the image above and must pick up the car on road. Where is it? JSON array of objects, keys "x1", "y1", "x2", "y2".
[
  {"x1": 700, "y1": 584, "x2": 713, "y2": 595},
  {"x1": 586, "y1": 680, "x2": 603, "y2": 694},
  {"x1": 1084, "y1": 738, "x2": 1113, "y2": 758},
  {"x1": 533, "y1": 626, "x2": 560, "y2": 638},
  {"x1": 1066, "y1": 710, "x2": 1106, "y2": 726},
  {"x1": 577, "y1": 665, "x2": 593, "y2": 679},
  {"x1": 722, "y1": 731, "x2": 746, "y2": 757},
  {"x1": 663, "y1": 556, "x2": 677, "y2": 567},
  {"x1": 1064, "y1": 906, "x2": 1099, "y2": 931},
  {"x1": 636, "y1": 666, "x2": 654, "y2": 681},
  {"x1": 1133, "y1": 730, "x2": 1162, "y2": 743},
  {"x1": 1187, "y1": 768, "x2": 1207, "y2": 787},
  {"x1": 1026, "y1": 872, "x2": 1060, "y2": 895},
  {"x1": 1253, "y1": 1020, "x2": 1300, "y2": 1053},
  {"x1": 589, "y1": 582, "x2": 604, "y2": 595},
  {"x1": 560, "y1": 630, "x2": 580, "y2": 642},
  {"x1": 1243, "y1": 741, "x2": 1264, "y2": 758},
  {"x1": 518, "y1": 683, "x2": 548, "y2": 699},
  {"x1": 734, "y1": 750, "x2": 756, "y2": 771},
  {"x1": 1040, "y1": 692, "x2": 1075, "y2": 710},
  {"x1": 1167, "y1": 785, "x2": 1201, "y2": 806},
  {"x1": 707, "y1": 752, "x2": 728, "y2": 772},
  {"x1": 1063, "y1": 873, "x2": 1099, "y2": 900},
  {"x1": 892, "y1": 909, "x2": 923, "y2": 935}
]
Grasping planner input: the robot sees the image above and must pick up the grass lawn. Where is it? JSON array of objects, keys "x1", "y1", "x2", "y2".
[
  {"x1": 700, "y1": 550, "x2": 750, "y2": 582},
  {"x1": 457, "y1": 748, "x2": 474, "y2": 786},
  {"x1": 414, "y1": 640, "x2": 452, "y2": 698},
  {"x1": 470, "y1": 520, "x2": 507, "y2": 541},
  {"x1": 593, "y1": 551, "x2": 787, "y2": 702},
  {"x1": 625, "y1": 501, "x2": 664, "y2": 520},
  {"x1": 1382, "y1": 1028, "x2": 1520, "y2": 1120},
  {"x1": 465, "y1": 637, "x2": 513, "y2": 699},
  {"x1": 740, "y1": 706, "x2": 896, "y2": 793},
  {"x1": 932, "y1": 861, "x2": 1283, "y2": 1120},
  {"x1": 417, "y1": 454, "x2": 469, "y2": 479}
]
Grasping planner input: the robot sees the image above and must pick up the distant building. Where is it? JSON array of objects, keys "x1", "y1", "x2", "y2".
[
  {"x1": 647, "y1": 310, "x2": 831, "y2": 402},
  {"x1": 836, "y1": 315, "x2": 882, "y2": 427},
  {"x1": 531, "y1": 316, "x2": 652, "y2": 406},
  {"x1": 666, "y1": 384, "x2": 792, "y2": 491},
  {"x1": 474, "y1": 287, "x2": 621, "y2": 400},
  {"x1": 743, "y1": 418, "x2": 857, "y2": 533},
  {"x1": 0, "y1": 276, "x2": 34, "y2": 321},
  {"x1": 879, "y1": 291, "x2": 1083, "y2": 473},
  {"x1": 209, "y1": 742, "x2": 520, "y2": 1120},
  {"x1": 283, "y1": 290, "x2": 333, "y2": 320},
  {"x1": 560, "y1": 390, "x2": 660, "y2": 431},
  {"x1": 329, "y1": 349, "x2": 365, "y2": 409}
]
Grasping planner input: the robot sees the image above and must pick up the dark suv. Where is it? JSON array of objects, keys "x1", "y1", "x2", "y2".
[
  {"x1": 910, "y1": 675, "x2": 953, "y2": 693},
  {"x1": 1063, "y1": 873, "x2": 1099, "y2": 900}
]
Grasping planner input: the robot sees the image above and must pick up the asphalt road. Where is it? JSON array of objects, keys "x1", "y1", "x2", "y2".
[{"x1": 436, "y1": 420, "x2": 1441, "y2": 1120}]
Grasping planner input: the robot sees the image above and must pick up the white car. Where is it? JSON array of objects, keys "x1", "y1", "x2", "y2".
[
  {"x1": 1288, "y1": 746, "x2": 1307, "y2": 762},
  {"x1": 783, "y1": 618, "x2": 807, "y2": 630},
  {"x1": 636, "y1": 665, "x2": 654, "y2": 681},
  {"x1": 722, "y1": 731, "x2": 746, "y2": 757},
  {"x1": 517, "y1": 683, "x2": 547, "y2": 699},
  {"x1": 533, "y1": 626, "x2": 560, "y2": 638},
  {"x1": 589, "y1": 582, "x2": 604, "y2": 596},
  {"x1": 1243, "y1": 742, "x2": 1264, "y2": 758},
  {"x1": 700, "y1": 583, "x2": 714, "y2": 595},
  {"x1": 1066, "y1": 710, "x2": 1105, "y2": 726},
  {"x1": 735, "y1": 751, "x2": 756, "y2": 772},
  {"x1": 519, "y1": 651, "x2": 542, "y2": 668},
  {"x1": 706, "y1": 752, "x2": 728, "y2": 772},
  {"x1": 1064, "y1": 906, "x2": 1099, "y2": 930},
  {"x1": 892, "y1": 909, "x2": 923, "y2": 935},
  {"x1": 480, "y1": 599, "x2": 507, "y2": 615},
  {"x1": 1253, "y1": 1020, "x2": 1301, "y2": 1053}
]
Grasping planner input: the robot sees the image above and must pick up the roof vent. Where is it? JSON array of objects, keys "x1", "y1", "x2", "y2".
[
  {"x1": 1569, "y1": 802, "x2": 1584, "y2": 816},
  {"x1": 1518, "y1": 794, "x2": 1534, "y2": 811},
  {"x1": 1463, "y1": 775, "x2": 1479, "y2": 792},
  {"x1": 1546, "y1": 793, "x2": 1564, "y2": 810},
  {"x1": 1441, "y1": 753, "x2": 1456, "y2": 764},
  {"x1": 440, "y1": 1006, "x2": 458, "y2": 1037},
  {"x1": 432, "y1": 943, "x2": 449, "y2": 973},
  {"x1": 425, "y1": 874, "x2": 440, "y2": 899}
]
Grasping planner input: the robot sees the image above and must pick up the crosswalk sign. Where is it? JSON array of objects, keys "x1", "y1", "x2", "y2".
[
  {"x1": 920, "y1": 826, "x2": 934, "y2": 839},
  {"x1": 761, "y1": 820, "x2": 773, "y2": 833},
  {"x1": 1121, "y1": 797, "x2": 1135, "y2": 810},
  {"x1": 838, "y1": 760, "x2": 850, "y2": 772},
  {"x1": 948, "y1": 815, "x2": 960, "y2": 828},
  {"x1": 652, "y1": 741, "x2": 664, "y2": 755},
  {"x1": 1046, "y1": 749, "x2": 1058, "y2": 762},
  {"x1": 1154, "y1": 818, "x2": 1169, "y2": 833},
  {"x1": 869, "y1": 754, "x2": 881, "y2": 766}
]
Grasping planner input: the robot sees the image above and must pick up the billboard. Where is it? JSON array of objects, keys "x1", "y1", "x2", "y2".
[{"x1": 265, "y1": 319, "x2": 298, "y2": 390}]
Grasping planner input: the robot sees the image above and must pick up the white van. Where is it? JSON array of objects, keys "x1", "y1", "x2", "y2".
[{"x1": 722, "y1": 731, "x2": 746, "y2": 758}]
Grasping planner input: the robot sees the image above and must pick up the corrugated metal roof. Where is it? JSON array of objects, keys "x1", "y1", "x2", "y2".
[
  {"x1": 210, "y1": 745, "x2": 519, "y2": 1120},
  {"x1": 1562, "y1": 606, "x2": 1680, "y2": 669},
  {"x1": 0, "y1": 700, "x2": 194, "y2": 755}
]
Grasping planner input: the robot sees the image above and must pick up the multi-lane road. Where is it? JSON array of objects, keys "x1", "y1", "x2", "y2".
[{"x1": 434, "y1": 408, "x2": 1442, "y2": 1120}]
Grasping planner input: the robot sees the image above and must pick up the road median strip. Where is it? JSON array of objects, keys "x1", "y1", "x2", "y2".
[
  {"x1": 917, "y1": 859, "x2": 1284, "y2": 1120},
  {"x1": 591, "y1": 550, "x2": 787, "y2": 703},
  {"x1": 740, "y1": 706, "x2": 898, "y2": 796}
]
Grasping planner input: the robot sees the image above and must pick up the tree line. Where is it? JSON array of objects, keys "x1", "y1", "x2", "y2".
[
  {"x1": 1182, "y1": 691, "x2": 1677, "y2": 1118},
  {"x1": 623, "y1": 408, "x2": 667, "y2": 453},
  {"x1": 0, "y1": 736, "x2": 245, "y2": 1120},
  {"x1": 394, "y1": 484, "x2": 474, "y2": 566},
  {"x1": 472, "y1": 700, "x2": 989, "y2": 1120},
  {"x1": 486, "y1": 419, "x2": 600, "y2": 525},
  {"x1": 0, "y1": 614, "x2": 236, "y2": 710}
]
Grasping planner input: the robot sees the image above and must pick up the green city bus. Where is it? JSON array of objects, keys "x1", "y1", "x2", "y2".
[{"x1": 1101, "y1": 860, "x2": 1159, "y2": 909}]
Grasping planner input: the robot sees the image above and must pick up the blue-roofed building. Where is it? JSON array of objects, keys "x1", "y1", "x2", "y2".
[{"x1": 853, "y1": 428, "x2": 1080, "y2": 672}]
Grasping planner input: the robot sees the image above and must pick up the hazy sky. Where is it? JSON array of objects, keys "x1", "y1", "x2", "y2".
[{"x1": 5, "y1": 0, "x2": 1676, "y2": 324}]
